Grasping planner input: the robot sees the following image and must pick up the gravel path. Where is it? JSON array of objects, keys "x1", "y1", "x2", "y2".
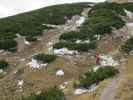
[
  {"x1": 99, "y1": 55, "x2": 126, "y2": 100},
  {"x1": 99, "y1": 76, "x2": 120, "y2": 100}
]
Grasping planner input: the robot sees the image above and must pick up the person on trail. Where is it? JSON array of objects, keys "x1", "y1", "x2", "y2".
[{"x1": 96, "y1": 53, "x2": 100, "y2": 64}]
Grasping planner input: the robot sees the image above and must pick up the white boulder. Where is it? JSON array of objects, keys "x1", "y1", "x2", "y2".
[
  {"x1": 17, "y1": 80, "x2": 24, "y2": 87},
  {"x1": 24, "y1": 39, "x2": 31, "y2": 45},
  {"x1": 59, "y1": 84, "x2": 66, "y2": 90},
  {"x1": 76, "y1": 16, "x2": 85, "y2": 27},
  {"x1": 54, "y1": 48, "x2": 78, "y2": 55},
  {"x1": 56, "y1": 69, "x2": 64, "y2": 76},
  {"x1": 74, "y1": 84, "x2": 97, "y2": 95},
  {"x1": 76, "y1": 40, "x2": 90, "y2": 44},
  {"x1": 74, "y1": 88, "x2": 88, "y2": 95}
]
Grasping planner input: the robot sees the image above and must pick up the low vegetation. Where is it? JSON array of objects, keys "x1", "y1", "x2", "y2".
[
  {"x1": 92, "y1": 2, "x2": 133, "y2": 16},
  {"x1": 0, "y1": 39, "x2": 17, "y2": 52},
  {"x1": 59, "y1": 31, "x2": 89, "y2": 41},
  {"x1": 0, "y1": 3, "x2": 132, "y2": 52},
  {"x1": 53, "y1": 41, "x2": 96, "y2": 52},
  {"x1": 79, "y1": 4, "x2": 125, "y2": 40},
  {"x1": 0, "y1": 3, "x2": 90, "y2": 52},
  {"x1": 56, "y1": 3, "x2": 129, "y2": 52},
  {"x1": 0, "y1": 32, "x2": 17, "y2": 40},
  {"x1": 22, "y1": 87, "x2": 65, "y2": 100},
  {"x1": 0, "y1": 3, "x2": 89, "y2": 37},
  {"x1": 0, "y1": 32, "x2": 17, "y2": 52},
  {"x1": 78, "y1": 66, "x2": 118, "y2": 88},
  {"x1": 25, "y1": 36, "x2": 37, "y2": 42},
  {"x1": 33, "y1": 53, "x2": 56, "y2": 63},
  {"x1": 0, "y1": 60, "x2": 9, "y2": 69},
  {"x1": 121, "y1": 37, "x2": 133, "y2": 54}
]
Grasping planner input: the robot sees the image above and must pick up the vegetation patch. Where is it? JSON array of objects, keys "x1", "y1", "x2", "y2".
[
  {"x1": 0, "y1": 32, "x2": 17, "y2": 52},
  {"x1": 0, "y1": 3, "x2": 90, "y2": 52},
  {"x1": 0, "y1": 32, "x2": 17, "y2": 40},
  {"x1": 0, "y1": 3, "x2": 89, "y2": 37},
  {"x1": 22, "y1": 87, "x2": 65, "y2": 100},
  {"x1": 25, "y1": 36, "x2": 37, "y2": 42},
  {"x1": 91, "y1": 3, "x2": 133, "y2": 16},
  {"x1": 53, "y1": 41, "x2": 96, "y2": 52},
  {"x1": 0, "y1": 39, "x2": 17, "y2": 52},
  {"x1": 0, "y1": 60, "x2": 9, "y2": 70},
  {"x1": 59, "y1": 31, "x2": 89, "y2": 41},
  {"x1": 77, "y1": 66, "x2": 118, "y2": 88},
  {"x1": 79, "y1": 4, "x2": 125, "y2": 40},
  {"x1": 33, "y1": 53, "x2": 56, "y2": 63}
]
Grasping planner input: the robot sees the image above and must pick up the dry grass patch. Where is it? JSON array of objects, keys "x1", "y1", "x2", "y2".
[{"x1": 116, "y1": 56, "x2": 133, "y2": 100}]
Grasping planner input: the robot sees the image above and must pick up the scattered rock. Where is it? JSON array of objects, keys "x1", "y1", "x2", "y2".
[
  {"x1": 76, "y1": 40, "x2": 90, "y2": 44},
  {"x1": 56, "y1": 69, "x2": 64, "y2": 76},
  {"x1": 54, "y1": 48, "x2": 78, "y2": 55},
  {"x1": 17, "y1": 80, "x2": 24, "y2": 88},
  {"x1": 27, "y1": 59, "x2": 48, "y2": 69},
  {"x1": 99, "y1": 55, "x2": 119, "y2": 66},
  {"x1": 74, "y1": 84, "x2": 97, "y2": 95},
  {"x1": 59, "y1": 84, "x2": 66, "y2": 90},
  {"x1": 59, "y1": 81, "x2": 69, "y2": 90},
  {"x1": 124, "y1": 9, "x2": 133, "y2": 19},
  {"x1": 24, "y1": 39, "x2": 31, "y2": 45}
]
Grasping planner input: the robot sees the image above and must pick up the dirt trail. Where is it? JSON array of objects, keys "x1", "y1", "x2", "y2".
[{"x1": 99, "y1": 76, "x2": 120, "y2": 100}]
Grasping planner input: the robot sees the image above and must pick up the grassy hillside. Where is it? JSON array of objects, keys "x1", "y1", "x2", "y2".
[
  {"x1": 0, "y1": 3, "x2": 89, "y2": 36},
  {"x1": 0, "y1": 3, "x2": 90, "y2": 51},
  {"x1": 0, "y1": 2, "x2": 133, "y2": 52},
  {"x1": 54, "y1": 3, "x2": 133, "y2": 52}
]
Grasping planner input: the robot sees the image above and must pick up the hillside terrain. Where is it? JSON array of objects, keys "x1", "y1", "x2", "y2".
[{"x1": 0, "y1": 1, "x2": 133, "y2": 100}]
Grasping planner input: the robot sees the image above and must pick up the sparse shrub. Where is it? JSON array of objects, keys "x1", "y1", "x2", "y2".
[
  {"x1": 33, "y1": 53, "x2": 56, "y2": 63},
  {"x1": 53, "y1": 41, "x2": 96, "y2": 52},
  {"x1": 22, "y1": 87, "x2": 65, "y2": 100},
  {"x1": 59, "y1": 31, "x2": 89, "y2": 41},
  {"x1": 0, "y1": 39, "x2": 17, "y2": 52},
  {"x1": 26, "y1": 36, "x2": 37, "y2": 42},
  {"x1": 0, "y1": 60, "x2": 9, "y2": 69}
]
